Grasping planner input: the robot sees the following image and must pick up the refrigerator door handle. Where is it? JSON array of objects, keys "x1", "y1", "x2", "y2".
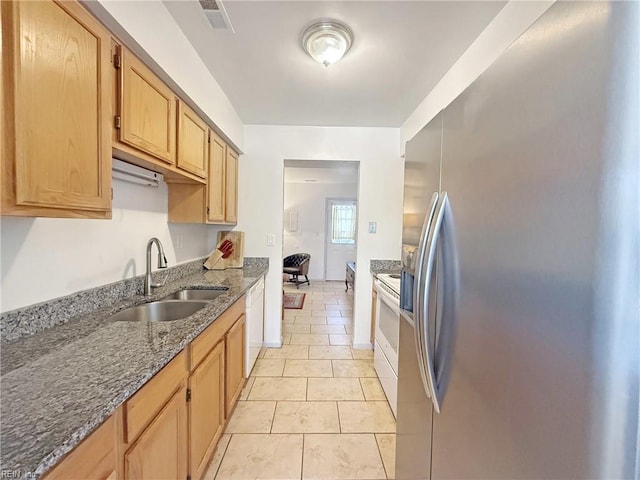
[
  {"x1": 432, "y1": 193, "x2": 459, "y2": 411},
  {"x1": 421, "y1": 192, "x2": 449, "y2": 413},
  {"x1": 413, "y1": 192, "x2": 439, "y2": 399}
]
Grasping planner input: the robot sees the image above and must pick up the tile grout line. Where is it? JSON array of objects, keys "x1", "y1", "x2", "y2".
[
  {"x1": 358, "y1": 377, "x2": 367, "y2": 401},
  {"x1": 212, "y1": 433, "x2": 233, "y2": 480},
  {"x1": 300, "y1": 433, "x2": 305, "y2": 480},
  {"x1": 270, "y1": 400, "x2": 278, "y2": 434},
  {"x1": 374, "y1": 433, "x2": 391, "y2": 480}
]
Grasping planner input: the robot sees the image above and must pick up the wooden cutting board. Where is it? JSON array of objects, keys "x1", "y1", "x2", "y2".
[{"x1": 210, "y1": 231, "x2": 244, "y2": 269}]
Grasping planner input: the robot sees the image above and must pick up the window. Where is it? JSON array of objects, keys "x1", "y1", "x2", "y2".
[{"x1": 330, "y1": 203, "x2": 357, "y2": 244}]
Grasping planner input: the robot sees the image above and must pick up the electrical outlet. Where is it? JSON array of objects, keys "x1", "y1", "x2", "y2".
[
  {"x1": 267, "y1": 234, "x2": 275, "y2": 246},
  {"x1": 368, "y1": 222, "x2": 377, "y2": 234}
]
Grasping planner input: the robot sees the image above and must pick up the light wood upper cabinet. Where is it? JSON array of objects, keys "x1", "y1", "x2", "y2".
[
  {"x1": 42, "y1": 417, "x2": 116, "y2": 480},
  {"x1": 1, "y1": 0, "x2": 112, "y2": 218},
  {"x1": 125, "y1": 386, "x2": 188, "y2": 480},
  {"x1": 189, "y1": 341, "x2": 225, "y2": 480},
  {"x1": 177, "y1": 101, "x2": 208, "y2": 179},
  {"x1": 207, "y1": 131, "x2": 227, "y2": 223},
  {"x1": 225, "y1": 148, "x2": 239, "y2": 224},
  {"x1": 225, "y1": 314, "x2": 246, "y2": 415},
  {"x1": 118, "y1": 48, "x2": 175, "y2": 165},
  {"x1": 168, "y1": 133, "x2": 240, "y2": 225}
]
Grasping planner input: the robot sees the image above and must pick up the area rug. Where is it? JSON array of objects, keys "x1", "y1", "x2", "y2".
[{"x1": 283, "y1": 292, "x2": 306, "y2": 309}]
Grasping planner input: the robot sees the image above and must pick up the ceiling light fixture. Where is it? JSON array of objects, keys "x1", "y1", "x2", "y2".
[{"x1": 302, "y1": 20, "x2": 353, "y2": 67}]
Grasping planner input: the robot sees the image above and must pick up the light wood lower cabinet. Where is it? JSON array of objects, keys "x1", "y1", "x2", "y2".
[
  {"x1": 225, "y1": 315, "x2": 246, "y2": 414},
  {"x1": 124, "y1": 385, "x2": 188, "y2": 480},
  {"x1": 124, "y1": 351, "x2": 187, "y2": 444},
  {"x1": 1, "y1": 0, "x2": 112, "y2": 219},
  {"x1": 42, "y1": 417, "x2": 116, "y2": 480},
  {"x1": 41, "y1": 296, "x2": 247, "y2": 479},
  {"x1": 189, "y1": 341, "x2": 225, "y2": 480}
]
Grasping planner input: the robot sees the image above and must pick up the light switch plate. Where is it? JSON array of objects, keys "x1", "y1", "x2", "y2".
[{"x1": 368, "y1": 222, "x2": 377, "y2": 234}]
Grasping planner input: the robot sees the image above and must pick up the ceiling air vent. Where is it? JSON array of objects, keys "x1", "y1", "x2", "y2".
[{"x1": 199, "y1": 0, "x2": 234, "y2": 32}]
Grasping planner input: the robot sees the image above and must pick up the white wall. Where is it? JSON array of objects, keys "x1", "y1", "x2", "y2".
[
  {"x1": 0, "y1": 178, "x2": 223, "y2": 312},
  {"x1": 238, "y1": 126, "x2": 403, "y2": 348},
  {"x1": 401, "y1": 0, "x2": 555, "y2": 149},
  {"x1": 97, "y1": 0, "x2": 244, "y2": 150},
  {"x1": 283, "y1": 181, "x2": 358, "y2": 280}
]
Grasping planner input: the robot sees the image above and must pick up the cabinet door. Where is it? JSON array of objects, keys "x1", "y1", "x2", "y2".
[
  {"x1": 189, "y1": 341, "x2": 225, "y2": 480},
  {"x1": 225, "y1": 148, "x2": 239, "y2": 224},
  {"x1": 225, "y1": 314, "x2": 246, "y2": 414},
  {"x1": 177, "y1": 101, "x2": 207, "y2": 178},
  {"x1": 207, "y1": 132, "x2": 226, "y2": 223},
  {"x1": 119, "y1": 49, "x2": 175, "y2": 165},
  {"x1": 125, "y1": 386, "x2": 188, "y2": 480},
  {"x1": 43, "y1": 417, "x2": 115, "y2": 480},
  {"x1": 2, "y1": 0, "x2": 111, "y2": 214}
]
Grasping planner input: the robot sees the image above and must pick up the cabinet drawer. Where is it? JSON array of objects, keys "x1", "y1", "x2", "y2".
[
  {"x1": 191, "y1": 296, "x2": 245, "y2": 369},
  {"x1": 43, "y1": 416, "x2": 115, "y2": 480},
  {"x1": 124, "y1": 350, "x2": 186, "y2": 444}
]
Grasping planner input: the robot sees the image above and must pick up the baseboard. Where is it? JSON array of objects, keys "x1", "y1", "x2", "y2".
[
  {"x1": 263, "y1": 341, "x2": 283, "y2": 348},
  {"x1": 352, "y1": 342, "x2": 373, "y2": 350}
]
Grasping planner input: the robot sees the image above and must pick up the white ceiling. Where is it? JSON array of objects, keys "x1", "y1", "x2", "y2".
[
  {"x1": 164, "y1": 0, "x2": 506, "y2": 127},
  {"x1": 284, "y1": 160, "x2": 359, "y2": 184}
]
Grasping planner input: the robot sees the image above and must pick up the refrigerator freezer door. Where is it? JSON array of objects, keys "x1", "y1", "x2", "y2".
[
  {"x1": 396, "y1": 313, "x2": 433, "y2": 480},
  {"x1": 398, "y1": 110, "x2": 444, "y2": 479},
  {"x1": 402, "y1": 111, "x2": 443, "y2": 274},
  {"x1": 431, "y1": 2, "x2": 639, "y2": 479}
]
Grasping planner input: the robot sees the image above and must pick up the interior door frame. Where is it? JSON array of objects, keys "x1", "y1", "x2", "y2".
[{"x1": 324, "y1": 197, "x2": 358, "y2": 281}]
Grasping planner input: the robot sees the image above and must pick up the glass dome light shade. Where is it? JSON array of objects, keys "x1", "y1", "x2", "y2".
[{"x1": 302, "y1": 21, "x2": 353, "y2": 67}]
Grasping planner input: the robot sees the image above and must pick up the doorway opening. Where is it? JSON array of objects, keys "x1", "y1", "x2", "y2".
[{"x1": 282, "y1": 160, "x2": 359, "y2": 284}]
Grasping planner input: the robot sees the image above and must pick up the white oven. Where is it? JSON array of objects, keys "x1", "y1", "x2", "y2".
[{"x1": 374, "y1": 273, "x2": 401, "y2": 417}]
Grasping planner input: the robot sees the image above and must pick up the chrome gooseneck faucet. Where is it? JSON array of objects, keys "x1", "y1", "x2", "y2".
[{"x1": 144, "y1": 237, "x2": 168, "y2": 296}]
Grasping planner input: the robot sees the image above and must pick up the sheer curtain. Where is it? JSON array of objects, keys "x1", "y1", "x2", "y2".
[{"x1": 331, "y1": 203, "x2": 357, "y2": 244}]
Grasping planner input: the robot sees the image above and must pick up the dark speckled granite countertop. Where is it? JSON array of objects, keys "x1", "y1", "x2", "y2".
[
  {"x1": 0, "y1": 261, "x2": 268, "y2": 478},
  {"x1": 370, "y1": 259, "x2": 402, "y2": 277}
]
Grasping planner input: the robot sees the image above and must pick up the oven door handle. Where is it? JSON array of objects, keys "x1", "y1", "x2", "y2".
[{"x1": 376, "y1": 281, "x2": 401, "y2": 313}]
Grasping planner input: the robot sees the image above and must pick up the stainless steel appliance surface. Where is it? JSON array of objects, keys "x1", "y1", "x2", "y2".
[{"x1": 397, "y1": 2, "x2": 639, "y2": 479}]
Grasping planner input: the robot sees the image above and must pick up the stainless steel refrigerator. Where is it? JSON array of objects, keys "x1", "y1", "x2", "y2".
[{"x1": 397, "y1": 2, "x2": 639, "y2": 479}]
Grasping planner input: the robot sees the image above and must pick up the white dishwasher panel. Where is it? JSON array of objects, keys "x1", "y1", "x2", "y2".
[
  {"x1": 374, "y1": 341, "x2": 398, "y2": 417},
  {"x1": 245, "y1": 276, "x2": 264, "y2": 377}
]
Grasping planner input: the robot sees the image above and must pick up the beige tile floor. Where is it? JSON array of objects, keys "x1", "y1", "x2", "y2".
[{"x1": 205, "y1": 281, "x2": 396, "y2": 480}]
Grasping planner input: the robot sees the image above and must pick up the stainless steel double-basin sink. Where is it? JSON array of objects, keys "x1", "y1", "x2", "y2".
[{"x1": 109, "y1": 288, "x2": 228, "y2": 323}]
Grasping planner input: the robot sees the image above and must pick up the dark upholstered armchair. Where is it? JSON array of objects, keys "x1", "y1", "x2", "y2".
[{"x1": 283, "y1": 253, "x2": 311, "y2": 288}]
